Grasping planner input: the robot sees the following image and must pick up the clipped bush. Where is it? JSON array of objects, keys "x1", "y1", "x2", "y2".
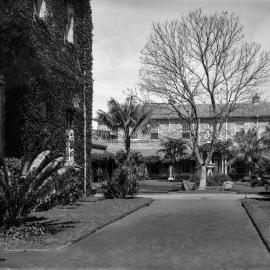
[
  {"x1": 102, "y1": 166, "x2": 140, "y2": 199},
  {"x1": 207, "y1": 174, "x2": 232, "y2": 186}
]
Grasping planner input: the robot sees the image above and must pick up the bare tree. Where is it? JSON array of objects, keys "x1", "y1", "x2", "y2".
[{"x1": 140, "y1": 9, "x2": 270, "y2": 189}]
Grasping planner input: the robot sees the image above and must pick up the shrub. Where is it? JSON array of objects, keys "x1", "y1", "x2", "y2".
[
  {"x1": 94, "y1": 168, "x2": 109, "y2": 183},
  {"x1": 35, "y1": 168, "x2": 83, "y2": 211},
  {"x1": 207, "y1": 174, "x2": 232, "y2": 186},
  {"x1": 0, "y1": 151, "x2": 73, "y2": 226},
  {"x1": 174, "y1": 173, "x2": 193, "y2": 182},
  {"x1": 189, "y1": 174, "x2": 200, "y2": 184},
  {"x1": 102, "y1": 166, "x2": 140, "y2": 199}
]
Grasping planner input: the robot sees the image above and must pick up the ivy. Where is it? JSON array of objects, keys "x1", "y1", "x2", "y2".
[{"x1": 1, "y1": 1, "x2": 93, "y2": 178}]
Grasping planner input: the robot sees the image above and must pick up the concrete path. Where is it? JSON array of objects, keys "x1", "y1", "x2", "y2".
[
  {"x1": 137, "y1": 193, "x2": 265, "y2": 200},
  {"x1": 1, "y1": 199, "x2": 270, "y2": 269}
]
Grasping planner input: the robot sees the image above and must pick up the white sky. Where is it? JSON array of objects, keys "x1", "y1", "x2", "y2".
[{"x1": 92, "y1": 0, "x2": 270, "y2": 115}]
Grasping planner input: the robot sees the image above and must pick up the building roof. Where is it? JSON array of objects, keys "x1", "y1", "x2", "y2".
[{"x1": 149, "y1": 102, "x2": 270, "y2": 120}]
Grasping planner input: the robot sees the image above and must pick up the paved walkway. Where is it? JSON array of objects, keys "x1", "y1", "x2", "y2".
[{"x1": 1, "y1": 198, "x2": 270, "y2": 269}]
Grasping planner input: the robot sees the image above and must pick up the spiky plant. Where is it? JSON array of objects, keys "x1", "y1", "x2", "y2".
[{"x1": 0, "y1": 151, "x2": 71, "y2": 226}]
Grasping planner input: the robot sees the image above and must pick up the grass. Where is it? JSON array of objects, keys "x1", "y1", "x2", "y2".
[
  {"x1": 0, "y1": 197, "x2": 152, "y2": 251},
  {"x1": 139, "y1": 179, "x2": 231, "y2": 193},
  {"x1": 242, "y1": 198, "x2": 270, "y2": 252},
  {"x1": 140, "y1": 179, "x2": 270, "y2": 194},
  {"x1": 232, "y1": 181, "x2": 266, "y2": 193}
]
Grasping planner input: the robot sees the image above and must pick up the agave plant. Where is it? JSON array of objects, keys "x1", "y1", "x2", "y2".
[{"x1": 0, "y1": 150, "x2": 70, "y2": 226}]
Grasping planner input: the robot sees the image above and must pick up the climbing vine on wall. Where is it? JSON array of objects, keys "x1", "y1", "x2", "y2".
[{"x1": 0, "y1": 0, "x2": 93, "y2": 178}]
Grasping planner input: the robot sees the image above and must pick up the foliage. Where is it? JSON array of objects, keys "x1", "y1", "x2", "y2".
[
  {"x1": 102, "y1": 166, "x2": 140, "y2": 199},
  {"x1": 1, "y1": 1, "x2": 93, "y2": 177},
  {"x1": 227, "y1": 127, "x2": 270, "y2": 175},
  {"x1": 199, "y1": 140, "x2": 234, "y2": 161},
  {"x1": 102, "y1": 150, "x2": 148, "y2": 198},
  {"x1": 158, "y1": 137, "x2": 189, "y2": 165},
  {"x1": 0, "y1": 151, "x2": 72, "y2": 226},
  {"x1": 189, "y1": 174, "x2": 200, "y2": 184},
  {"x1": 207, "y1": 174, "x2": 232, "y2": 186},
  {"x1": 141, "y1": 155, "x2": 161, "y2": 165},
  {"x1": 97, "y1": 96, "x2": 152, "y2": 153},
  {"x1": 93, "y1": 167, "x2": 109, "y2": 183},
  {"x1": 0, "y1": 223, "x2": 49, "y2": 240},
  {"x1": 35, "y1": 167, "x2": 83, "y2": 211},
  {"x1": 115, "y1": 150, "x2": 128, "y2": 165}
]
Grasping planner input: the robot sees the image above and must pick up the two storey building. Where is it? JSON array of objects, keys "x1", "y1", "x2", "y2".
[{"x1": 96, "y1": 99, "x2": 270, "y2": 179}]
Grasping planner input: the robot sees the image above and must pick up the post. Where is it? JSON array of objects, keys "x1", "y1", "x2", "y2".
[
  {"x1": 0, "y1": 75, "x2": 5, "y2": 162},
  {"x1": 225, "y1": 120, "x2": 228, "y2": 140},
  {"x1": 221, "y1": 159, "x2": 224, "y2": 174},
  {"x1": 83, "y1": 71, "x2": 87, "y2": 197}
]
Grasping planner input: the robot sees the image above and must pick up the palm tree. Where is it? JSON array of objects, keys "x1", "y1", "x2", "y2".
[
  {"x1": 227, "y1": 127, "x2": 270, "y2": 176},
  {"x1": 158, "y1": 138, "x2": 190, "y2": 180},
  {"x1": 97, "y1": 96, "x2": 152, "y2": 153}
]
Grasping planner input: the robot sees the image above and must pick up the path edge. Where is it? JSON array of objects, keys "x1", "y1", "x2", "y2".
[
  {"x1": 241, "y1": 200, "x2": 270, "y2": 253},
  {"x1": 2, "y1": 198, "x2": 153, "y2": 253}
]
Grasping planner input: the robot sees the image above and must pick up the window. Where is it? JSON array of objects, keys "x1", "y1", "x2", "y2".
[
  {"x1": 65, "y1": 3, "x2": 74, "y2": 43},
  {"x1": 150, "y1": 132, "x2": 159, "y2": 139},
  {"x1": 33, "y1": 0, "x2": 47, "y2": 18},
  {"x1": 97, "y1": 130, "x2": 110, "y2": 140},
  {"x1": 66, "y1": 109, "x2": 74, "y2": 129},
  {"x1": 131, "y1": 132, "x2": 139, "y2": 139},
  {"x1": 182, "y1": 123, "x2": 190, "y2": 139}
]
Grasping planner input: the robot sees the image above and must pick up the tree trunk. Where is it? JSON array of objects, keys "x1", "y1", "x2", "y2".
[
  {"x1": 83, "y1": 73, "x2": 87, "y2": 197},
  {"x1": 199, "y1": 164, "x2": 207, "y2": 190},
  {"x1": 125, "y1": 136, "x2": 131, "y2": 154},
  {"x1": 168, "y1": 165, "x2": 173, "y2": 180}
]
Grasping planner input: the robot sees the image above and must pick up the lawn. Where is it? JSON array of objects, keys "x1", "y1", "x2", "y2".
[
  {"x1": 232, "y1": 181, "x2": 266, "y2": 193},
  {"x1": 140, "y1": 179, "x2": 270, "y2": 194},
  {"x1": 139, "y1": 180, "x2": 181, "y2": 193},
  {"x1": 0, "y1": 197, "x2": 152, "y2": 251},
  {"x1": 242, "y1": 198, "x2": 270, "y2": 252}
]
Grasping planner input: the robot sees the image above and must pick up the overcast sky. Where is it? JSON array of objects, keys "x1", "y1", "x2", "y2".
[{"x1": 91, "y1": 0, "x2": 270, "y2": 115}]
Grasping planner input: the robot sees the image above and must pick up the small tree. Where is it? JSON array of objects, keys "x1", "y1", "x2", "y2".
[
  {"x1": 228, "y1": 127, "x2": 270, "y2": 176},
  {"x1": 158, "y1": 138, "x2": 189, "y2": 180},
  {"x1": 140, "y1": 9, "x2": 270, "y2": 189},
  {"x1": 97, "y1": 96, "x2": 152, "y2": 153}
]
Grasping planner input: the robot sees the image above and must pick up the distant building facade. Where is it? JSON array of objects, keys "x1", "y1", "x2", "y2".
[{"x1": 96, "y1": 101, "x2": 270, "y2": 179}]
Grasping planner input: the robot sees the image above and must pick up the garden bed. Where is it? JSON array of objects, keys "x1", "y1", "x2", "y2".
[
  {"x1": 242, "y1": 198, "x2": 270, "y2": 252},
  {"x1": 0, "y1": 197, "x2": 152, "y2": 251}
]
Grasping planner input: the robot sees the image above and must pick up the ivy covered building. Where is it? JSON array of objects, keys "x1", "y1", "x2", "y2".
[{"x1": 1, "y1": 0, "x2": 93, "y2": 176}]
